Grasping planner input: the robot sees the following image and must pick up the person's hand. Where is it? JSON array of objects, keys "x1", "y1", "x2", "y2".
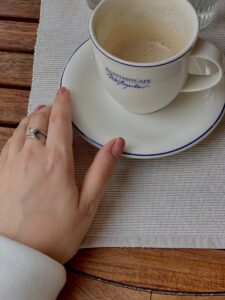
[{"x1": 0, "y1": 87, "x2": 125, "y2": 264}]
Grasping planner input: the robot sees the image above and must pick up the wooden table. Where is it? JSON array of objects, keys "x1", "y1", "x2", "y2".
[{"x1": 1, "y1": 1, "x2": 225, "y2": 299}]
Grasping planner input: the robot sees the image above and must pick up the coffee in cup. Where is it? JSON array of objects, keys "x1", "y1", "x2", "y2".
[{"x1": 90, "y1": 0, "x2": 224, "y2": 114}]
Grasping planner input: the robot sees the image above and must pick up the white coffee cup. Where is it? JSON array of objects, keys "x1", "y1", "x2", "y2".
[{"x1": 89, "y1": 0, "x2": 224, "y2": 114}]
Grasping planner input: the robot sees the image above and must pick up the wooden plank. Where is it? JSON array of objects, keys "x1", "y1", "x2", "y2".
[
  {"x1": 0, "y1": 0, "x2": 40, "y2": 20},
  {"x1": 0, "y1": 88, "x2": 28, "y2": 125},
  {"x1": 70, "y1": 249, "x2": 225, "y2": 293},
  {"x1": 152, "y1": 295, "x2": 225, "y2": 300},
  {"x1": 58, "y1": 271, "x2": 151, "y2": 300},
  {"x1": 0, "y1": 21, "x2": 37, "y2": 52},
  {"x1": 0, "y1": 52, "x2": 33, "y2": 87},
  {"x1": 0, "y1": 127, "x2": 13, "y2": 150}
]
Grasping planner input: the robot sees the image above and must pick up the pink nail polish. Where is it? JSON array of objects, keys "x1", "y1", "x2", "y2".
[
  {"x1": 57, "y1": 87, "x2": 66, "y2": 95},
  {"x1": 111, "y1": 138, "x2": 125, "y2": 159},
  {"x1": 35, "y1": 104, "x2": 46, "y2": 112}
]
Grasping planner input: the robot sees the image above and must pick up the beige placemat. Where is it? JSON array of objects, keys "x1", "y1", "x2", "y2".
[{"x1": 29, "y1": 0, "x2": 225, "y2": 248}]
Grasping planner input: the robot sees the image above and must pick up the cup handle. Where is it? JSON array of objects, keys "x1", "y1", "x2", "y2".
[{"x1": 181, "y1": 39, "x2": 224, "y2": 92}]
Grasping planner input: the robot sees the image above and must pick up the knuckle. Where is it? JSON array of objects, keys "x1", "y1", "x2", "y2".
[
  {"x1": 96, "y1": 159, "x2": 113, "y2": 178},
  {"x1": 27, "y1": 110, "x2": 47, "y2": 127},
  {"x1": 86, "y1": 197, "x2": 100, "y2": 218},
  {"x1": 37, "y1": 108, "x2": 49, "y2": 118},
  {"x1": 32, "y1": 111, "x2": 47, "y2": 123},
  {"x1": 50, "y1": 111, "x2": 69, "y2": 124},
  {"x1": 80, "y1": 189, "x2": 101, "y2": 218},
  {"x1": 83, "y1": 197, "x2": 99, "y2": 218}
]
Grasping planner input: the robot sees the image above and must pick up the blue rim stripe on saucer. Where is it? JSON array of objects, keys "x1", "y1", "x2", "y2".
[
  {"x1": 72, "y1": 104, "x2": 225, "y2": 158},
  {"x1": 60, "y1": 39, "x2": 225, "y2": 158},
  {"x1": 60, "y1": 39, "x2": 90, "y2": 88}
]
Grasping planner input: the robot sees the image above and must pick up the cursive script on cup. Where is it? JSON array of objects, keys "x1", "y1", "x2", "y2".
[{"x1": 106, "y1": 67, "x2": 151, "y2": 89}]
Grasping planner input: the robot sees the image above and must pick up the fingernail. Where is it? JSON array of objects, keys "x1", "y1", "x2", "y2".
[
  {"x1": 35, "y1": 104, "x2": 46, "y2": 112},
  {"x1": 111, "y1": 138, "x2": 125, "y2": 159},
  {"x1": 40, "y1": 105, "x2": 51, "y2": 112},
  {"x1": 57, "y1": 87, "x2": 66, "y2": 95}
]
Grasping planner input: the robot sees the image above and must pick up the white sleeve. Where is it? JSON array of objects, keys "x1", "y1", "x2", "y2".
[{"x1": 0, "y1": 236, "x2": 67, "y2": 300}]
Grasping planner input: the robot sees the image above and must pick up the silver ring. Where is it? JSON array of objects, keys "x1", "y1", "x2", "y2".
[{"x1": 25, "y1": 127, "x2": 47, "y2": 141}]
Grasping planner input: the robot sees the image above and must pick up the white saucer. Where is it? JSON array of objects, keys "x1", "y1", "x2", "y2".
[{"x1": 61, "y1": 39, "x2": 225, "y2": 159}]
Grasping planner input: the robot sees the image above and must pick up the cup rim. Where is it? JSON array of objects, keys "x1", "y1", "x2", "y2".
[{"x1": 90, "y1": 0, "x2": 199, "y2": 68}]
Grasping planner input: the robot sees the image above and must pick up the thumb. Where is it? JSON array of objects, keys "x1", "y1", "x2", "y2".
[{"x1": 79, "y1": 138, "x2": 125, "y2": 217}]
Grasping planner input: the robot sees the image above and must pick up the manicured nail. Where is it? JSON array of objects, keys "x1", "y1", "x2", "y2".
[
  {"x1": 35, "y1": 104, "x2": 46, "y2": 112},
  {"x1": 111, "y1": 138, "x2": 125, "y2": 159},
  {"x1": 40, "y1": 105, "x2": 52, "y2": 112},
  {"x1": 57, "y1": 87, "x2": 66, "y2": 95}
]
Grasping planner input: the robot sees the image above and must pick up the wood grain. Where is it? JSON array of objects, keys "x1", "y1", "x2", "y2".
[
  {"x1": 1, "y1": 0, "x2": 225, "y2": 298},
  {"x1": 0, "y1": 0, "x2": 40, "y2": 20},
  {"x1": 0, "y1": 88, "x2": 28, "y2": 125},
  {"x1": 0, "y1": 21, "x2": 37, "y2": 52},
  {"x1": 70, "y1": 248, "x2": 225, "y2": 293},
  {"x1": 0, "y1": 52, "x2": 33, "y2": 88},
  {"x1": 152, "y1": 295, "x2": 225, "y2": 300},
  {"x1": 58, "y1": 272, "x2": 151, "y2": 300}
]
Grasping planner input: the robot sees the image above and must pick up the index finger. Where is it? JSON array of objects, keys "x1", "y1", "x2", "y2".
[{"x1": 46, "y1": 87, "x2": 73, "y2": 151}]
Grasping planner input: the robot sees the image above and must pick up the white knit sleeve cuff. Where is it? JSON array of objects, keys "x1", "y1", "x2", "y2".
[{"x1": 0, "y1": 236, "x2": 66, "y2": 300}]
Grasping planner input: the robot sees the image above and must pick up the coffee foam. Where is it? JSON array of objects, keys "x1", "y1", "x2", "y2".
[
  {"x1": 95, "y1": 0, "x2": 194, "y2": 64},
  {"x1": 104, "y1": 35, "x2": 176, "y2": 63},
  {"x1": 103, "y1": 17, "x2": 189, "y2": 63}
]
